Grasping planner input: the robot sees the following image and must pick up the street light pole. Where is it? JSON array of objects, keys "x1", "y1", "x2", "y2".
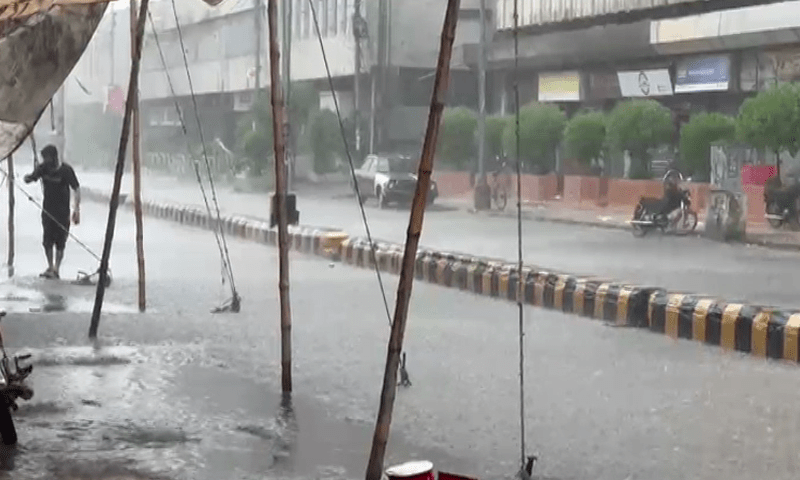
[{"x1": 473, "y1": 0, "x2": 491, "y2": 210}]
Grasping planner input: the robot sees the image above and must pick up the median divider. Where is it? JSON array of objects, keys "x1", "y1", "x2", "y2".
[{"x1": 84, "y1": 187, "x2": 800, "y2": 364}]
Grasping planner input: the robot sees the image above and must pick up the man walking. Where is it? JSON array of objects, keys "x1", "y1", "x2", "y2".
[{"x1": 23, "y1": 145, "x2": 80, "y2": 279}]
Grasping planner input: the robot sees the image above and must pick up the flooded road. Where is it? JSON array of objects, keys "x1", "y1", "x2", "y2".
[{"x1": 1, "y1": 183, "x2": 800, "y2": 479}]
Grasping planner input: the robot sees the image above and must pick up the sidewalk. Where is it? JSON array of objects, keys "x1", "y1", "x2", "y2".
[
  {"x1": 77, "y1": 167, "x2": 800, "y2": 252},
  {"x1": 439, "y1": 194, "x2": 800, "y2": 251}
]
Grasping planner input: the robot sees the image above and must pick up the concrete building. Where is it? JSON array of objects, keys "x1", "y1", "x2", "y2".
[{"x1": 63, "y1": 0, "x2": 490, "y2": 169}]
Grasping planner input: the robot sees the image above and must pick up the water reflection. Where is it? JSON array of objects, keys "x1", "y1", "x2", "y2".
[{"x1": 272, "y1": 392, "x2": 298, "y2": 469}]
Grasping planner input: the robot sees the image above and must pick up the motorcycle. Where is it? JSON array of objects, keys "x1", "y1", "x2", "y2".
[
  {"x1": 630, "y1": 188, "x2": 698, "y2": 237},
  {"x1": 764, "y1": 181, "x2": 800, "y2": 230},
  {"x1": 0, "y1": 311, "x2": 34, "y2": 446}
]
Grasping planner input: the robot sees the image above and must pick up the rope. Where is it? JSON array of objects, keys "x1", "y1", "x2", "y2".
[
  {"x1": 149, "y1": 4, "x2": 240, "y2": 311},
  {"x1": 512, "y1": 0, "x2": 529, "y2": 474},
  {"x1": 307, "y1": 0, "x2": 410, "y2": 386},
  {"x1": 0, "y1": 166, "x2": 109, "y2": 281}
]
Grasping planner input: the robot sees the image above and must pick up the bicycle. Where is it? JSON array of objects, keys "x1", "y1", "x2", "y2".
[{"x1": 488, "y1": 158, "x2": 511, "y2": 211}]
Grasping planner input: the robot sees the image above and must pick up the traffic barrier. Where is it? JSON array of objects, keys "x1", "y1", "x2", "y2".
[{"x1": 83, "y1": 187, "x2": 800, "y2": 364}]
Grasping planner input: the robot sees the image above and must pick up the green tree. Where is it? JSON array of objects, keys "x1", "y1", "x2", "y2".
[
  {"x1": 736, "y1": 83, "x2": 800, "y2": 179},
  {"x1": 235, "y1": 93, "x2": 274, "y2": 177},
  {"x1": 308, "y1": 109, "x2": 342, "y2": 174},
  {"x1": 502, "y1": 103, "x2": 566, "y2": 173},
  {"x1": 606, "y1": 99, "x2": 674, "y2": 179},
  {"x1": 287, "y1": 82, "x2": 320, "y2": 126},
  {"x1": 563, "y1": 110, "x2": 606, "y2": 171},
  {"x1": 438, "y1": 107, "x2": 477, "y2": 169},
  {"x1": 485, "y1": 116, "x2": 508, "y2": 159},
  {"x1": 679, "y1": 112, "x2": 735, "y2": 182}
]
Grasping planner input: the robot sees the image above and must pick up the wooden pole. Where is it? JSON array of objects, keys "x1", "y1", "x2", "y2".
[
  {"x1": 6, "y1": 154, "x2": 14, "y2": 278},
  {"x1": 130, "y1": 0, "x2": 146, "y2": 312},
  {"x1": 89, "y1": 0, "x2": 150, "y2": 339},
  {"x1": 364, "y1": 1, "x2": 460, "y2": 479},
  {"x1": 267, "y1": 0, "x2": 292, "y2": 394}
]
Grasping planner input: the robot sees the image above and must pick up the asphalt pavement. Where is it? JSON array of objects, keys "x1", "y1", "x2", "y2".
[
  {"x1": 0, "y1": 166, "x2": 783, "y2": 480},
  {"x1": 79, "y1": 168, "x2": 800, "y2": 310}
]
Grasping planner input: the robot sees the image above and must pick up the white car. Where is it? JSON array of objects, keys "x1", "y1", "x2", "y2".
[{"x1": 352, "y1": 154, "x2": 439, "y2": 209}]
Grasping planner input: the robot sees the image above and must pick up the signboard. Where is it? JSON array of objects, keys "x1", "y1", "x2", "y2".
[
  {"x1": 675, "y1": 55, "x2": 731, "y2": 93},
  {"x1": 741, "y1": 49, "x2": 800, "y2": 91},
  {"x1": 538, "y1": 71, "x2": 581, "y2": 102},
  {"x1": 617, "y1": 69, "x2": 673, "y2": 97},
  {"x1": 587, "y1": 72, "x2": 621, "y2": 100}
]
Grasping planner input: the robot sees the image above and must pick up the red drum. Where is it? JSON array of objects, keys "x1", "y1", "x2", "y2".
[{"x1": 385, "y1": 461, "x2": 435, "y2": 480}]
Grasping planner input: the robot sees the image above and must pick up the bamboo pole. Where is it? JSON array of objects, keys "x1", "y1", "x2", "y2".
[
  {"x1": 364, "y1": 1, "x2": 460, "y2": 479},
  {"x1": 130, "y1": 0, "x2": 146, "y2": 312},
  {"x1": 6, "y1": 154, "x2": 14, "y2": 278},
  {"x1": 267, "y1": 0, "x2": 293, "y2": 394},
  {"x1": 89, "y1": 0, "x2": 150, "y2": 339}
]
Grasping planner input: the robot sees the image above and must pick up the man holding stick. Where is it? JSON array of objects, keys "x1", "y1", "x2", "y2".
[{"x1": 23, "y1": 145, "x2": 81, "y2": 280}]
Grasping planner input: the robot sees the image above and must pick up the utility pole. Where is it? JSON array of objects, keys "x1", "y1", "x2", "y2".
[
  {"x1": 255, "y1": 0, "x2": 263, "y2": 93},
  {"x1": 473, "y1": 0, "x2": 491, "y2": 210},
  {"x1": 89, "y1": 0, "x2": 150, "y2": 339},
  {"x1": 267, "y1": 0, "x2": 293, "y2": 395},
  {"x1": 364, "y1": 1, "x2": 461, "y2": 479},
  {"x1": 131, "y1": 0, "x2": 147, "y2": 312},
  {"x1": 353, "y1": 0, "x2": 362, "y2": 160}
]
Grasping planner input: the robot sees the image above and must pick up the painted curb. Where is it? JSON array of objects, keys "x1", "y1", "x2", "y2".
[{"x1": 84, "y1": 188, "x2": 800, "y2": 364}]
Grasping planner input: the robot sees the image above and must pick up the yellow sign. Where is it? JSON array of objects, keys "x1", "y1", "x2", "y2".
[{"x1": 538, "y1": 72, "x2": 581, "y2": 102}]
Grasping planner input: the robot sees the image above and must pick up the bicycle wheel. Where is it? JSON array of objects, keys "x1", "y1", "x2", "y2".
[{"x1": 495, "y1": 187, "x2": 508, "y2": 211}]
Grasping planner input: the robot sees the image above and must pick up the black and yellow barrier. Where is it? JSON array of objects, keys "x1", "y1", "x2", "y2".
[{"x1": 84, "y1": 187, "x2": 800, "y2": 364}]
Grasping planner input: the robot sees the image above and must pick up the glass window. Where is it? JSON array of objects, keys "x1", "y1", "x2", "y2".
[
  {"x1": 361, "y1": 157, "x2": 374, "y2": 171},
  {"x1": 375, "y1": 158, "x2": 389, "y2": 173},
  {"x1": 318, "y1": 0, "x2": 326, "y2": 36},
  {"x1": 294, "y1": 0, "x2": 302, "y2": 39},
  {"x1": 328, "y1": 0, "x2": 337, "y2": 36},
  {"x1": 340, "y1": 0, "x2": 348, "y2": 35}
]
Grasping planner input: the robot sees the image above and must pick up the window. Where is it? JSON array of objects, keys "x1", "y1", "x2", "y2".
[
  {"x1": 327, "y1": 0, "x2": 337, "y2": 36},
  {"x1": 362, "y1": 157, "x2": 375, "y2": 171},
  {"x1": 375, "y1": 158, "x2": 389, "y2": 173},
  {"x1": 294, "y1": 0, "x2": 302, "y2": 39},
  {"x1": 339, "y1": 0, "x2": 347, "y2": 35},
  {"x1": 301, "y1": 0, "x2": 310, "y2": 38},
  {"x1": 317, "y1": 0, "x2": 326, "y2": 37}
]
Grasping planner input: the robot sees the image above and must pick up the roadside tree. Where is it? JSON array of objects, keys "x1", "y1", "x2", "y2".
[{"x1": 606, "y1": 99, "x2": 674, "y2": 179}]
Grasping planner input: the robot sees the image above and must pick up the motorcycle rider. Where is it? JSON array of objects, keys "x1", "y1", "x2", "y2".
[{"x1": 659, "y1": 167, "x2": 684, "y2": 219}]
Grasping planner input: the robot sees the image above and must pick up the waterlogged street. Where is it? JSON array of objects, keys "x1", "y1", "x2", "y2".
[{"x1": 0, "y1": 178, "x2": 800, "y2": 479}]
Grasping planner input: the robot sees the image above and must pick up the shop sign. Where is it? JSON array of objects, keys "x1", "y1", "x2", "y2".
[
  {"x1": 675, "y1": 55, "x2": 731, "y2": 93},
  {"x1": 538, "y1": 71, "x2": 582, "y2": 102},
  {"x1": 588, "y1": 72, "x2": 621, "y2": 100},
  {"x1": 617, "y1": 69, "x2": 673, "y2": 97}
]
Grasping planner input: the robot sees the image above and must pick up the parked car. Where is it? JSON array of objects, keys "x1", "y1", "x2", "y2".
[{"x1": 352, "y1": 154, "x2": 439, "y2": 208}]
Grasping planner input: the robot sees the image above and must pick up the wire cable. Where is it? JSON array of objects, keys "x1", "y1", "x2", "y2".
[
  {"x1": 307, "y1": 0, "x2": 393, "y2": 328},
  {"x1": 149, "y1": 2, "x2": 240, "y2": 309},
  {"x1": 0, "y1": 167, "x2": 102, "y2": 263},
  {"x1": 512, "y1": 0, "x2": 528, "y2": 471},
  {"x1": 308, "y1": 0, "x2": 410, "y2": 385}
]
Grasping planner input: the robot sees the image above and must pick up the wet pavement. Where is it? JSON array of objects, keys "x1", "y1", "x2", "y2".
[
  {"x1": 2, "y1": 172, "x2": 800, "y2": 479},
  {"x1": 78, "y1": 168, "x2": 800, "y2": 310}
]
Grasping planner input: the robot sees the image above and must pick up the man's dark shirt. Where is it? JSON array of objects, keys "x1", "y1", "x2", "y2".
[{"x1": 29, "y1": 163, "x2": 79, "y2": 220}]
